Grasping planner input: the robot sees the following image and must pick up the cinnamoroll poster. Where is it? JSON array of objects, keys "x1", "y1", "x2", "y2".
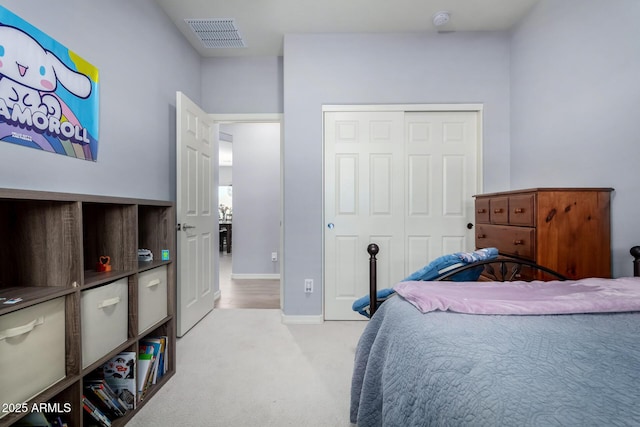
[{"x1": 0, "y1": 5, "x2": 99, "y2": 161}]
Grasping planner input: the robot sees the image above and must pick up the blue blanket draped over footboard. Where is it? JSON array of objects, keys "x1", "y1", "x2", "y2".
[{"x1": 351, "y1": 296, "x2": 640, "y2": 427}]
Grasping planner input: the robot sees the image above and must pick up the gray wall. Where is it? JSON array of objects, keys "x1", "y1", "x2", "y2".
[
  {"x1": 282, "y1": 32, "x2": 511, "y2": 316},
  {"x1": 201, "y1": 57, "x2": 283, "y2": 114},
  {"x1": 510, "y1": 0, "x2": 640, "y2": 277},
  {"x1": 0, "y1": 0, "x2": 201, "y2": 201},
  {"x1": 221, "y1": 123, "x2": 281, "y2": 276},
  {"x1": 219, "y1": 166, "x2": 232, "y2": 186}
]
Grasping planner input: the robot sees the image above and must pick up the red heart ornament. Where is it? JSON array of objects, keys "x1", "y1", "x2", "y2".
[{"x1": 96, "y1": 255, "x2": 112, "y2": 272}]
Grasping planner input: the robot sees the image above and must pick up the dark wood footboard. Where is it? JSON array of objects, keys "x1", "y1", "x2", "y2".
[{"x1": 366, "y1": 244, "x2": 640, "y2": 317}]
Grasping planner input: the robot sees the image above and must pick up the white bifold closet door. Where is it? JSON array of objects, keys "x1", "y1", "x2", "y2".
[{"x1": 324, "y1": 110, "x2": 479, "y2": 320}]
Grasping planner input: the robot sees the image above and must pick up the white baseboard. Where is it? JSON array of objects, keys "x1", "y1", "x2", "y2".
[
  {"x1": 214, "y1": 289, "x2": 221, "y2": 301},
  {"x1": 281, "y1": 313, "x2": 324, "y2": 324},
  {"x1": 230, "y1": 273, "x2": 280, "y2": 280}
]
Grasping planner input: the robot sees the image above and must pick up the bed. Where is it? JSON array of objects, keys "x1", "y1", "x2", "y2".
[{"x1": 350, "y1": 245, "x2": 640, "y2": 427}]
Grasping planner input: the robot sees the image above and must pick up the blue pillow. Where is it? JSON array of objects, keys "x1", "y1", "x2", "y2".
[
  {"x1": 403, "y1": 247, "x2": 498, "y2": 282},
  {"x1": 352, "y1": 288, "x2": 396, "y2": 317},
  {"x1": 351, "y1": 247, "x2": 499, "y2": 317}
]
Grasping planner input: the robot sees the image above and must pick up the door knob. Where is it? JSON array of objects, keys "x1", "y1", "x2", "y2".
[
  {"x1": 327, "y1": 223, "x2": 334, "y2": 229},
  {"x1": 467, "y1": 223, "x2": 474, "y2": 229}
]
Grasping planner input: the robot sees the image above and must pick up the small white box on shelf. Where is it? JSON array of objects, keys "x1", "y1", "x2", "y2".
[
  {"x1": 0, "y1": 297, "x2": 66, "y2": 416},
  {"x1": 138, "y1": 265, "x2": 168, "y2": 334},
  {"x1": 81, "y1": 278, "x2": 129, "y2": 368}
]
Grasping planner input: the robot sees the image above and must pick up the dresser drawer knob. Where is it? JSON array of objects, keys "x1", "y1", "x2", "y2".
[
  {"x1": 493, "y1": 208, "x2": 503, "y2": 213},
  {"x1": 477, "y1": 208, "x2": 486, "y2": 213},
  {"x1": 477, "y1": 234, "x2": 486, "y2": 239},
  {"x1": 513, "y1": 239, "x2": 524, "y2": 245},
  {"x1": 513, "y1": 208, "x2": 524, "y2": 214}
]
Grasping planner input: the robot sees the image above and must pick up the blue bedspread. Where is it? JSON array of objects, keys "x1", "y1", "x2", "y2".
[{"x1": 351, "y1": 296, "x2": 640, "y2": 427}]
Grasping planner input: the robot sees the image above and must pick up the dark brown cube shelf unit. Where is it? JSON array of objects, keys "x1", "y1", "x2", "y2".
[{"x1": 0, "y1": 188, "x2": 176, "y2": 427}]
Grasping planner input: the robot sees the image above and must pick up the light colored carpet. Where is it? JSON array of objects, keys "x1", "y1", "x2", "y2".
[{"x1": 127, "y1": 309, "x2": 366, "y2": 426}]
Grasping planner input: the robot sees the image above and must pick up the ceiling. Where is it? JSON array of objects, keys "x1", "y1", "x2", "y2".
[{"x1": 154, "y1": 0, "x2": 540, "y2": 58}]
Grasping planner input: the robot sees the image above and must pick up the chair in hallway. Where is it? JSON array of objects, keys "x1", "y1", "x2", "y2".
[{"x1": 219, "y1": 226, "x2": 228, "y2": 251}]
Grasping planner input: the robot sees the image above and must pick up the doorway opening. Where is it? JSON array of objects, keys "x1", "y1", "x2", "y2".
[{"x1": 211, "y1": 114, "x2": 283, "y2": 309}]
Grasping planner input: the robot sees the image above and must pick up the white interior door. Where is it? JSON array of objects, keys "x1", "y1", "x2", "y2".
[
  {"x1": 324, "y1": 111, "x2": 405, "y2": 320},
  {"x1": 404, "y1": 111, "x2": 478, "y2": 274},
  {"x1": 324, "y1": 108, "x2": 480, "y2": 320},
  {"x1": 176, "y1": 92, "x2": 218, "y2": 337}
]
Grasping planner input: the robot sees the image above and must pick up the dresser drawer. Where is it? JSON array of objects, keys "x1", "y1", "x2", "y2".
[
  {"x1": 489, "y1": 197, "x2": 509, "y2": 224},
  {"x1": 0, "y1": 298, "x2": 66, "y2": 414},
  {"x1": 81, "y1": 278, "x2": 129, "y2": 368},
  {"x1": 476, "y1": 224, "x2": 535, "y2": 260},
  {"x1": 509, "y1": 194, "x2": 535, "y2": 226},
  {"x1": 476, "y1": 193, "x2": 536, "y2": 226},
  {"x1": 138, "y1": 265, "x2": 168, "y2": 334},
  {"x1": 475, "y1": 198, "x2": 490, "y2": 223}
]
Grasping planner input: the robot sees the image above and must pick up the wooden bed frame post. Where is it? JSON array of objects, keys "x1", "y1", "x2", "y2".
[
  {"x1": 368, "y1": 243, "x2": 379, "y2": 317},
  {"x1": 631, "y1": 246, "x2": 640, "y2": 278}
]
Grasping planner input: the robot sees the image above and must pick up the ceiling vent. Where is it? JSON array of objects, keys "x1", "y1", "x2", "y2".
[{"x1": 185, "y1": 18, "x2": 246, "y2": 49}]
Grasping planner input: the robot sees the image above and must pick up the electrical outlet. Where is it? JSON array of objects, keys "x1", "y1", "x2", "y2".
[
  {"x1": 271, "y1": 252, "x2": 278, "y2": 262},
  {"x1": 304, "y1": 279, "x2": 313, "y2": 293}
]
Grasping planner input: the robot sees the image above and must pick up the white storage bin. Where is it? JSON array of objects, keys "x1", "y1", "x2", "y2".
[
  {"x1": 81, "y1": 278, "x2": 128, "y2": 368},
  {"x1": 138, "y1": 265, "x2": 168, "y2": 334},
  {"x1": 0, "y1": 297, "x2": 66, "y2": 416}
]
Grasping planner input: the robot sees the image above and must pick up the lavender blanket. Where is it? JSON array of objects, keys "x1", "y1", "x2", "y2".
[{"x1": 394, "y1": 277, "x2": 640, "y2": 315}]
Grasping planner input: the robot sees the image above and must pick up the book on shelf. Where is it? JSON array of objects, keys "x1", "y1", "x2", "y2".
[
  {"x1": 82, "y1": 395, "x2": 111, "y2": 427},
  {"x1": 162, "y1": 335, "x2": 168, "y2": 376},
  {"x1": 159, "y1": 335, "x2": 169, "y2": 379},
  {"x1": 84, "y1": 379, "x2": 128, "y2": 418},
  {"x1": 140, "y1": 336, "x2": 167, "y2": 384},
  {"x1": 137, "y1": 352, "x2": 154, "y2": 398},
  {"x1": 155, "y1": 335, "x2": 168, "y2": 380},
  {"x1": 138, "y1": 335, "x2": 169, "y2": 399},
  {"x1": 96, "y1": 379, "x2": 129, "y2": 415},
  {"x1": 100, "y1": 352, "x2": 137, "y2": 410}
]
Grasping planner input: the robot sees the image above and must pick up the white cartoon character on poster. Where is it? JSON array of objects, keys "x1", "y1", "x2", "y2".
[
  {"x1": 0, "y1": 24, "x2": 91, "y2": 120},
  {"x1": 0, "y1": 5, "x2": 100, "y2": 161}
]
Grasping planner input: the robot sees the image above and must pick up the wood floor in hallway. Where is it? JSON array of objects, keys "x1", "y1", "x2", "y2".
[{"x1": 215, "y1": 252, "x2": 280, "y2": 309}]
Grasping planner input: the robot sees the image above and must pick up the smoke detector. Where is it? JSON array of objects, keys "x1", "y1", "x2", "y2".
[{"x1": 432, "y1": 11, "x2": 451, "y2": 27}]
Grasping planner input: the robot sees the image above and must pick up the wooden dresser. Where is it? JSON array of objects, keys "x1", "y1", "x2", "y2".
[{"x1": 474, "y1": 188, "x2": 613, "y2": 279}]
